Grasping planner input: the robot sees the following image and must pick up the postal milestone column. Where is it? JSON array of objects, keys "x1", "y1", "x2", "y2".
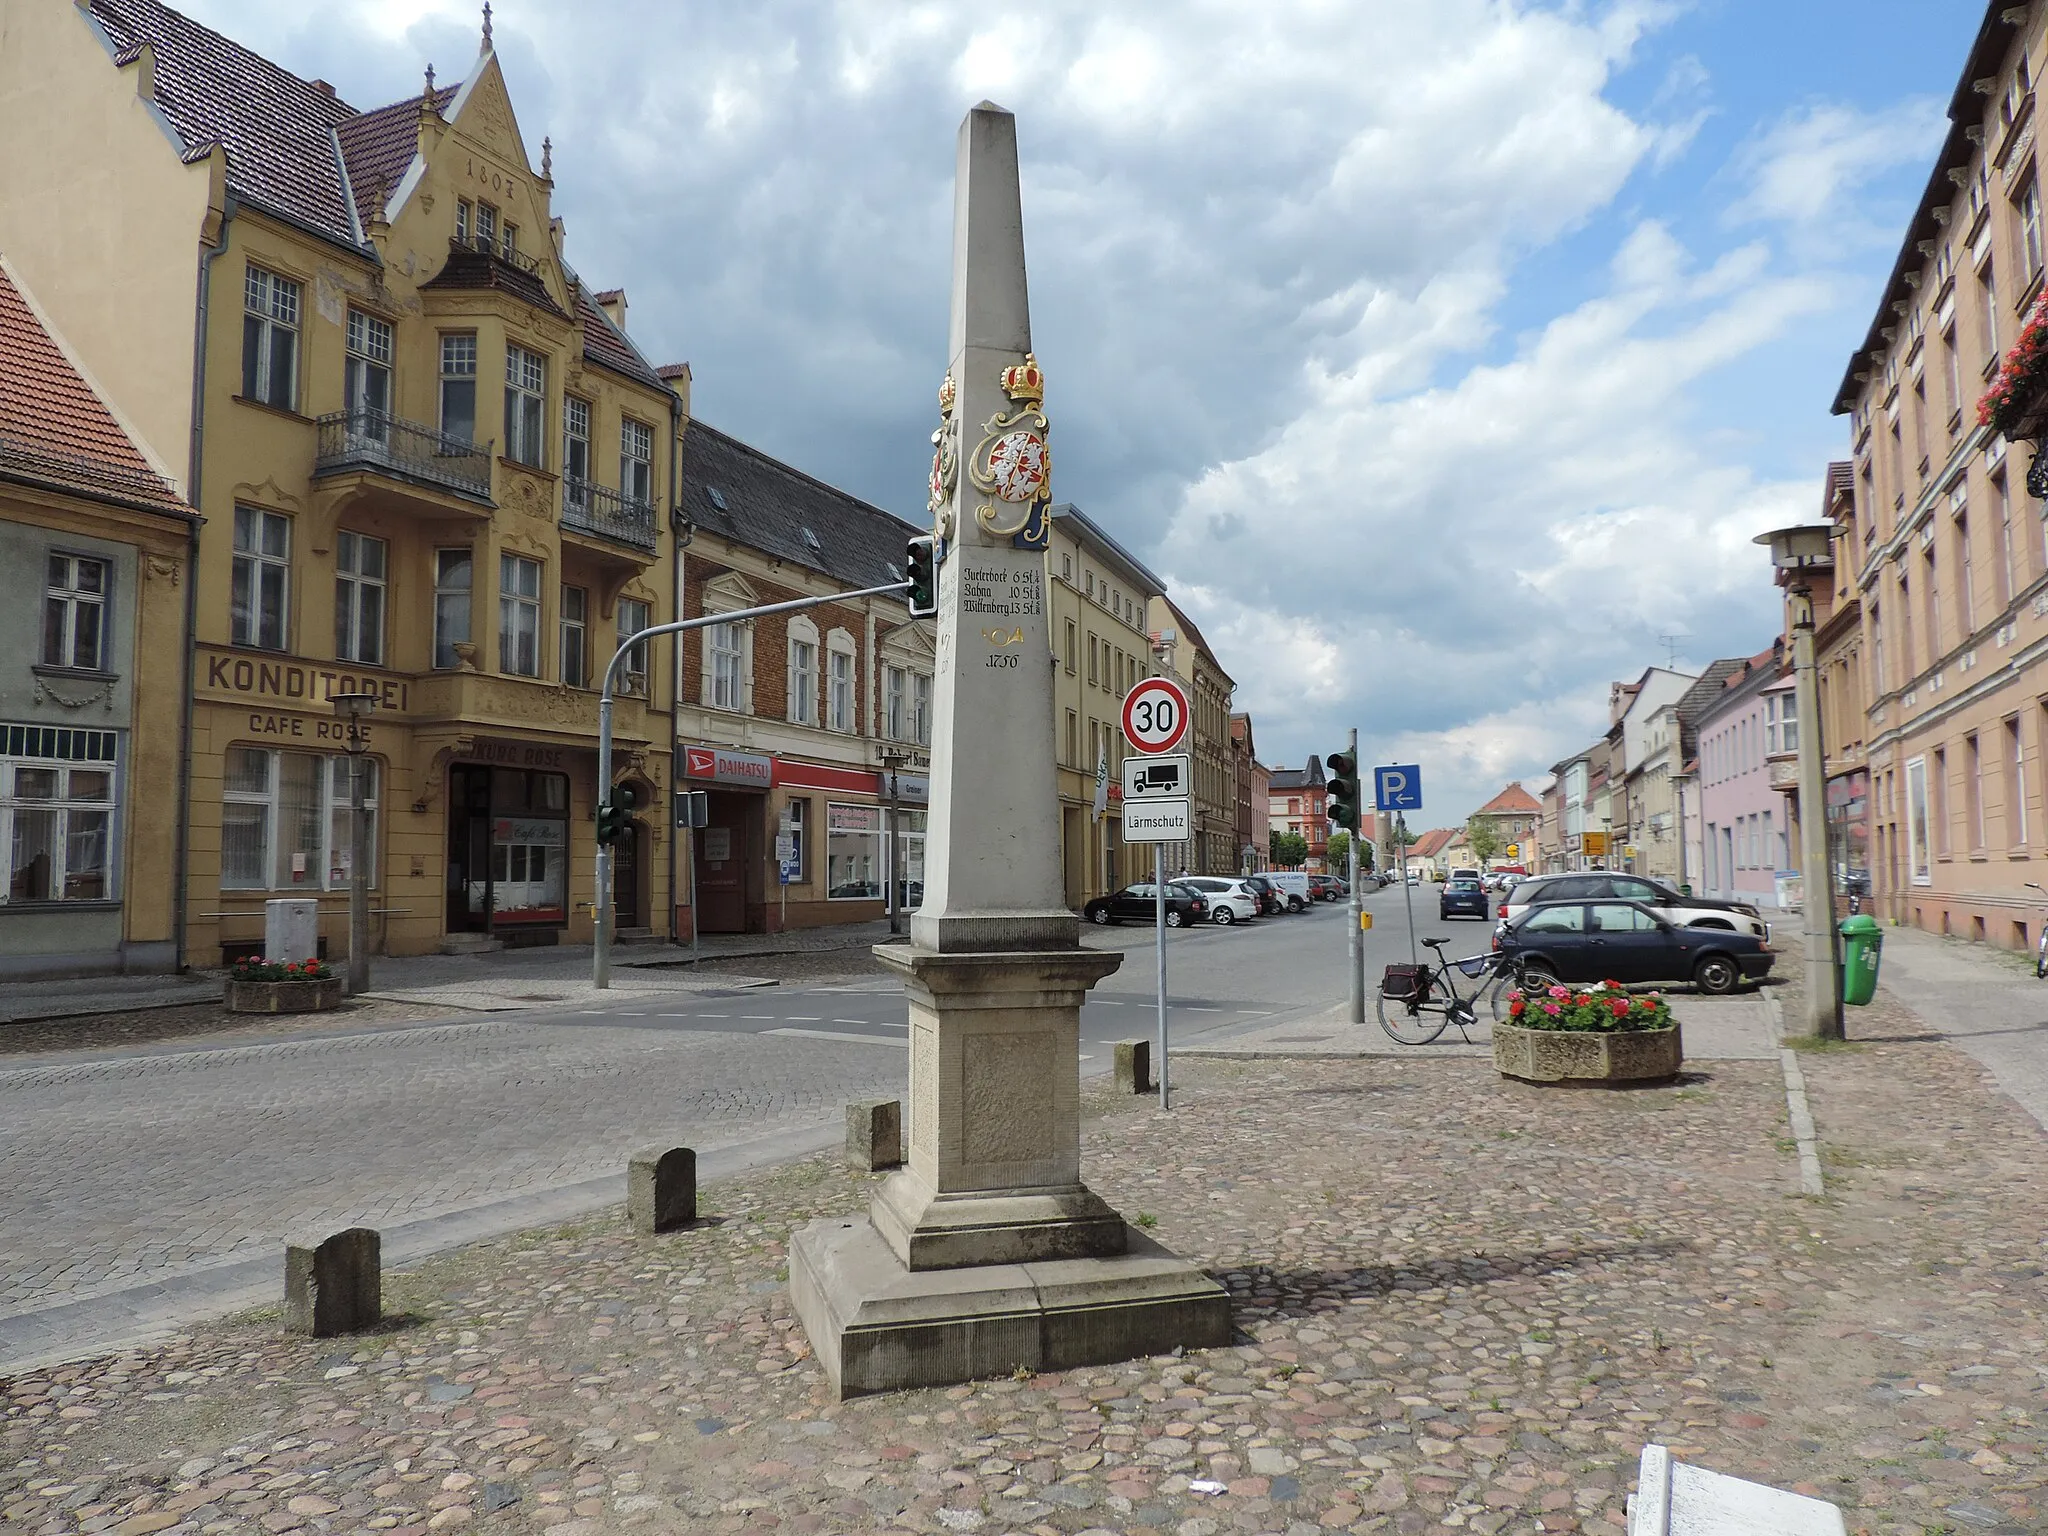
[{"x1": 788, "y1": 101, "x2": 1228, "y2": 1399}]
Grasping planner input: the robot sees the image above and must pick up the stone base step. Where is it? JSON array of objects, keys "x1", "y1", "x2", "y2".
[
  {"x1": 615, "y1": 928, "x2": 662, "y2": 945},
  {"x1": 439, "y1": 935, "x2": 502, "y2": 956}
]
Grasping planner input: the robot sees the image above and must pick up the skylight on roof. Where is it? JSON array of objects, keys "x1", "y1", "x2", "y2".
[
  {"x1": 707, "y1": 487, "x2": 728, "y2": 510},
  {"x1": 801, "y1": 527, "x2": 823, "y2": 553}
]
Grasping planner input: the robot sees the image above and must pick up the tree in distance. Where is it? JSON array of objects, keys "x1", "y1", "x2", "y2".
[
  {"x1": 1325, "y1": 829, "x2": 1351, "y2": 873},
  {"x1": 1464, "y1": 814, "x2": 1503, "y2": 868},
  {"x1": 1269, "y1": 830, "x2": 1309, "y2": 868}
]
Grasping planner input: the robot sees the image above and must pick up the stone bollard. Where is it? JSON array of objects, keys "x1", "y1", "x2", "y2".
[
  {"x1": 628, "y1": 1146, "x2": 697, "y2": 1233},
  {"x1": 845, "y1": 1099, "x2": 902, "y2": 1171},
  {"x1": 284, "y1": 1227, "x2": 381, "y2": 1337},
  {"x1": 1114, "y1": 1039, "x2": 1153, "y2": 1095}
]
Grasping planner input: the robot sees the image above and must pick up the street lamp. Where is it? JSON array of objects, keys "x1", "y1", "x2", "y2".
[
  {"x1": 331, "y1": 691, "x2": 379, "y2": 997},
  {"x1": 1753, "y1": 523, "x2": 1843, "y2": 1041},
  {"x1": 879, "y1": 749, "x2": 906, "y2": 937}
]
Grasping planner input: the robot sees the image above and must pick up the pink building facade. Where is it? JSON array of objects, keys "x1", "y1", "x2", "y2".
[{"x1": 1696, "y1": 646, "x2": 1798, "y2": 909}]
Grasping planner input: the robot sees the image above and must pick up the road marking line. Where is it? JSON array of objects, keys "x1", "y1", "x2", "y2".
[
  {"x1": 1186, "y1": 1007, "x2": 1221, "y2": 1013},
  {"x1": 1238, "y1": 1010, "x2": 1272, "y2": 1016},
  {"x1": 697, "y1": 1013, "x2": 730, "y2": 1018},
  {"x1": 785, "y1": 1016, "x2": 823, "y2": 1022},
  {"x1": 741, "y1": 1015, "x2": 777, "y2": 1021},
  {"x1": 766, "y1": 1028, "x2": 908, "y2": 1048}
]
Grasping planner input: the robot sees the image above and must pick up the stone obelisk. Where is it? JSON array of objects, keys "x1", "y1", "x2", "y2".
[{"x1": 788, "y1": 103, "x2": 1229, "y2": 1399}]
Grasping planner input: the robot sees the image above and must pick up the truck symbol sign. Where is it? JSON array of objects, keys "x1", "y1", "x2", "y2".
[{"x1": 1121, "y1": 753, "x2": 1191, "y2": 801}]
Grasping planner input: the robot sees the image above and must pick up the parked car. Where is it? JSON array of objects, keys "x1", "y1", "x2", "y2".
[
  {"x1": 1438, "y1": 876, "x2": 1489, "y2": 920},
  {"x1": 1266, "y1": 870, "x2": 1313, "y2": 912},
  {"x1": 1178, "y1": 876, "x2": 1261, "y2": 925},
  {"x1": 1501, "y1": 872, "x2": 1769, "y2": 940},
  {"x1": 1307, "y1": 874, "x2": 1348, "y2": 901},
  {"x1": 1495, "y1": 899, "x2": 1774, "y2": 994},
  {"x1": 1450, "y1": 867, "x2": 1481, "y2": 884},
  {"x1": 1084, "y1": 883, "x2": 1210, "y2": 928},
  {"x1": 1242, "y1": 874, "x2": 1287, "y2": 915}
]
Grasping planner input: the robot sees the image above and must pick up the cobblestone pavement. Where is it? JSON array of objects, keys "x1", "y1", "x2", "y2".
[
  {"x1": 7, "y1": 992, "x2": 2043, "y2": 1536},
  {"x1": 0, "y1": 1020, "x2": 905, "y2": 1321}
]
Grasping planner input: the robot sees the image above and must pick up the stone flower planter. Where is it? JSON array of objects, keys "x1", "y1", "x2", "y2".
[
  {"x1": 225, "y1": 977, "x2": 345, "y2": 1014},
  {"x1": 1493, "y1": 1021, "x2": 1681, "y2": 1087}
]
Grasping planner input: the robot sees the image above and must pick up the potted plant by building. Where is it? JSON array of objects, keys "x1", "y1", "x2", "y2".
[
  {"x1": 1492, "y1": 980, "x2": 1680, "y2": 1086},
  {"x1": 225, "y1": 956, "x2": 345, "y2": 1014},
  {"x1": 1980, "y1": 290, "x2": 2048, "y2": 496}
]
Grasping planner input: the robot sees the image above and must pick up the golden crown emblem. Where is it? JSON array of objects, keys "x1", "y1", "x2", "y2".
[
  {"x1": 937, "y1": 372, "x2": 956, "y2": 415},
  {"x1": 1001, "y1": 353, "x2": 1045, "y2": 405}
]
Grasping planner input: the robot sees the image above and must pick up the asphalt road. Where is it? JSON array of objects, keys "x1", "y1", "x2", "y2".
[{"x1": 0, "y1": 883, "x2": 1489, "y2": 1371}]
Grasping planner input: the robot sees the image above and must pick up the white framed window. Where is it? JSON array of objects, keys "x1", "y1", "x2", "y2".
[
  {"x1": 505, "y1": 344, "x2": 546, "y2": 467},
  {"x1": 500, "y1": 221, "x2": 518, "y2": 261},
  {"x1": 2010, "y1": 715, "x2": 2029, "y2": 849},
  {"x1": 474, "y1": 200, "x2": 498, "y2": 254},
  {"x1": 827, "y1": 642, "x2": 855, "y2": 732},
  {"x1": 344, "y1": 309, "x2": 393, "y2": 427},
  {"x1": 560, "y1": 585, "x2": 588, "y2": 688},
  {"x1": 621, "y1": 418, "x2": 654, "y2": 507},
  {"x1": 456, "y1": 199, "x2": 470, "y2": 244},
  {"x1": 334, "y1": 531, "x2": 386, "y2": 666},
  {"x1": 221, "y1": 746, "x2": 378, "y2": 891},
  {"x1": 710, "y1": 620, "x2": 745, "y2": 711},
  {"x1": 618, "y1": 597, "x2": 651, "y2": 696},
  {"x1": 433, "y1": 548, "x2": 472, "y2": 669},
  {"x1": 42, "y1": 554, "x2": 107, "y2": 671},
  {"x1": 499, "y1": 554, "x2": 542, "y2": 677},
  {"x1": 440, "y1": 334, "x2": 477, "y2": 443},
  {"x1": 563, "y1": 396, "x2": 591, "y2": 504},
  {"x1": 788, "y1": 635, "x2": 817, "y2": 725},
  {"x1": 2, "y1": 726, "x2": 117, "y2": 903},
  {"x1": 885, "y1": 665, "x2": 907, "y2": 741},
  {"x1": 231, "y1": 506, "x2": 289, "y2": 650},
  {"x1": 2021, "y1": 177, "x2": 2044, "y2": 281},
  {"x1": 913, "y1": 671, "x2": 932, "y2": 746},
  {"x1": 1905, "y1": 755, "x2": 1931, "y2": 884},
  {"x1": 241, "y1": 266, "x2": 300, "y2": 410}
]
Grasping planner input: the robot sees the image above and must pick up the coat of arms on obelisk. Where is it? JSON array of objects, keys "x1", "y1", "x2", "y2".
[
  {"x1": 965, "y1": 352, "x2": 1051, "y2": 550},
  {"x1": 928, "y1": 372, "x2": 960, "y2": 537}
]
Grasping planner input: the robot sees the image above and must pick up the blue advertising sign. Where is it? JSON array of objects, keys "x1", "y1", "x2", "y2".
[{"x1": 1374, "y1": 764, "x2": 1422, "y2": 812}]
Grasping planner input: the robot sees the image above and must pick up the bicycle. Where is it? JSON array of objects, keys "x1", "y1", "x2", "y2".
[{"x1": 1375, "y1": 938, "x2": 1508, "y2": 1044}]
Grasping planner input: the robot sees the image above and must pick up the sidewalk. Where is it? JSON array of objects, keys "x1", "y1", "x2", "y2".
[
  {"x1": 0, "y1": 922, "x2": 899, "y2": 1026},
  {"x1": 5, "y1": 994, "x2": 2045, "y2": 1534}
]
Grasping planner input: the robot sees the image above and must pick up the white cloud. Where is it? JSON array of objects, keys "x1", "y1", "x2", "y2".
[{"x1": 1725, "y1": 98, "x2": 1945, "y2": 242}]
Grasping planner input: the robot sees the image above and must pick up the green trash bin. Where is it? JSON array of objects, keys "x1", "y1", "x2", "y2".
[{"x1": 1839, "y1": 914, "x2": 1883, "y2": 1007}]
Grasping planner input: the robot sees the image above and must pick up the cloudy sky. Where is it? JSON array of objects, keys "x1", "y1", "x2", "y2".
[{"x1": 189, "y1": 0, "x2": 1981, "y2": 824}]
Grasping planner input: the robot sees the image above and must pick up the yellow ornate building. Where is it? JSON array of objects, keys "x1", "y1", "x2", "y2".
[{"x1": 1, "y1": 1, "x2": 680, "y2": 958}]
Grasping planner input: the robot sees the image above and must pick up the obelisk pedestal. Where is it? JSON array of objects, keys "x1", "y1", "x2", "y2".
[{"x1": 788, "y1": 101, "x2": 1228, "y2": 1399}]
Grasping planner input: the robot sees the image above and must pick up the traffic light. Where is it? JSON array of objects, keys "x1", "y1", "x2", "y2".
[
  {"x1": 597, "y1": 782, "x2": 643, "y2": 846},
  {"x1": 1326, "y1": 749, "x2": 1360, "y2": 832},
  {"x1": 905, "y1": 535, "x2": 937, "y2": 618}
]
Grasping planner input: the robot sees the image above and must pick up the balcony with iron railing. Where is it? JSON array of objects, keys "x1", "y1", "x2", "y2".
[
  {"x1": 562, "y1": 478, "x2": 658, "y2": 554},
  {"x1": 314, "y1": 409, "x2": 494, "y2": 506}
]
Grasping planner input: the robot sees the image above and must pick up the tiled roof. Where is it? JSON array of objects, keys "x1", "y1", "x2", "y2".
[
  {"x1": 1474, "y1": 781, "x2": 1540, "y2": 817},
  {"x1": 681, "y1": 421, "x2": 920, "y2": 592},
  {"x1": 574, "y1": 283, "x2": 669, "y2": 393},
  {"x1": 421, "y1": 240, "x2": 568, "y2": 318},
  {"x1": 1269, "y1": 756, "x2": 1325, "y2": 792},
  {"x1": 0, "y1": 263, "x2": 189, "y2": 516},
  {"x1": 1409, "y1": 828, "x2": 1456, "y2": 859},
  {"x1": 334, "y1": 87, "x2": 454, "y2": 224},
  {"x1": 87, "y1": 0, "x2": 360, "y2": 244}
]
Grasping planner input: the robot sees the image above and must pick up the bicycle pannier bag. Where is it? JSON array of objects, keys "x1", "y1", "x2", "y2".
[{"x1": 1382, "y1": 963, "x2": 1430, "y2": 1002}]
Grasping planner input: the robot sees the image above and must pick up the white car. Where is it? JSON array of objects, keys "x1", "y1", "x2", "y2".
[
  {"x1": 1178, "y1": 877, "x2": 1261, "y2": 925},
  {"x1": 1501, "y1": 872, "x2": 1769, "y2": 940}
]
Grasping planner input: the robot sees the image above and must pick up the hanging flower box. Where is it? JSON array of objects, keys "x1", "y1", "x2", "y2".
[
  {"x1": 225, "y1": 957, "x2": 344, "y2": 1014},
  {"x1": 1978, "y1": 289, "x2": 2048, "y2": 446}
]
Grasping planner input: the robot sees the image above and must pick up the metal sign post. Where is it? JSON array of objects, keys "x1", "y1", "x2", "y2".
[
  {"x1": 1375, "y1": 765, "x2": 1423, "y2": 968},
  {"x1": 1345, "y1": 727, "x2": 1363, "y2": 1025},
  {"x1": 1122, "y1": 676, "x2": 1190, "y2": 1110}
]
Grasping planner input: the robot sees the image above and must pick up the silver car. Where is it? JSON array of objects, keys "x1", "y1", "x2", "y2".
[{"x1": 1178, "y1": 876, "x2": 1261, "y2": 925}]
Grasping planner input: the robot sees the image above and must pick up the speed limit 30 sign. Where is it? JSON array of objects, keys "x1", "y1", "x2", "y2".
[{"x1": 1122, "y1": 675, "x2": 1191, "y2": 755}]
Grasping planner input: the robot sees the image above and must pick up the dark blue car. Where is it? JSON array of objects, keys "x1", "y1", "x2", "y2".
[
  {"x1": 1497, "y1": 899, "x2": 1774, "y2": 994},
  {"x1": 1438, "y1": 877, "x2": 1489, "y2": 920}
]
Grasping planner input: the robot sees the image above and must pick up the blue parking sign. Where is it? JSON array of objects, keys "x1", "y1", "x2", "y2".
[{"x1": 1374, "y1": 764, "x2": 1422, "y2": 812}]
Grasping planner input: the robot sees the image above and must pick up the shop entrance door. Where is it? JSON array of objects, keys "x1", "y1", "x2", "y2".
[
  {"x1": 695, "y1": 790, "x2": 759, "y2": 933},
  {"x1": 446, "y1": 765, "x2": 493, "y2": 934},
  {"x1": 614, "y1": 823, "x2": 642, "y2": 929}
]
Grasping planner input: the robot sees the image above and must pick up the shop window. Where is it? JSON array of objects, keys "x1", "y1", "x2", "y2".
[
  {"x1": 1, "y1": 726, "x2": 117, "y2": 902},
  {"x1": 826, "y1": 801, "x2": 882, "y2": 899},
  {"x1": 560, "y1": 585, "x2": 588, "y2": 688},
  {"x1": 504, "y1": 345, "x2": 547, "y2": 467},
  {"x1": 231, "y1": 506, "x2": 290, "y2": 650},
  {"x1": 784, "y1": 797, "x2": 809, "y2": 882},
  {"x1": 499, "y1": 554, "x2": 541, "y2": 677},
  {"x1": 485, "y1": 768, "x2": 568, "y2": 923},
  {"x1": 440, "y1": 334, "x2": 477, "y2": 443},
  {"x1": 434, "y1": 548, "x2": 472, "y2": 668},
  {"x1": 42, "y1": 554, "x2": 107, "y2": 672},
  {"x1": 220, "y1": 746, "x2": 378, "y2": 891},
  {"x1": 334, "y1": 531, "x2": 386, "y2": 666},
  {"x1": 241, "y1": 265, "x2": 300, "y2": 411},
  {"x1": 618, "y1": 597, "x2": 651, "y2": 696},
  {"x1": 886, "y1": 807, "x2": 927, "y2": 912}
]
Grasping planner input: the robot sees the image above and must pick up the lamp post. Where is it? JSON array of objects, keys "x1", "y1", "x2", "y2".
[
  {"x1": 880, "y1": 749, "x2": 906, "y2": 936},
  {"x1": 1754, "y1": 524, "x2": 1843, "y2": 1041},
  {"x1": 331, "y1": 690, "x2": 379, "y2": 997}
]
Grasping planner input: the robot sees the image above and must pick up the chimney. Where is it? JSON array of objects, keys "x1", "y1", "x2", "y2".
[
  {"x1": 310, "y1": 79, "x2": 336, "y2": 98},
  {"x1": 594, "y1": 288, "x2": 627, "y2": 330}
]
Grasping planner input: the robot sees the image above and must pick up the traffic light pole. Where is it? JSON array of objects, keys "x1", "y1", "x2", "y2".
[
  {"x1": 1346, "y1": 726, "x2": 1363, "y2": 1025},
  {"x1": 594, "y1": 578, "x2": 913, "y2": 988}
]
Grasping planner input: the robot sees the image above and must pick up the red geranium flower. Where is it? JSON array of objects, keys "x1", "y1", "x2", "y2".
[
  {"x1": 1509, "y1": 998, "x2": 1526, "y2": 1018},
  {"x1": 1610, "y1": 998, "x2": 1631, "y2": 1016}
]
